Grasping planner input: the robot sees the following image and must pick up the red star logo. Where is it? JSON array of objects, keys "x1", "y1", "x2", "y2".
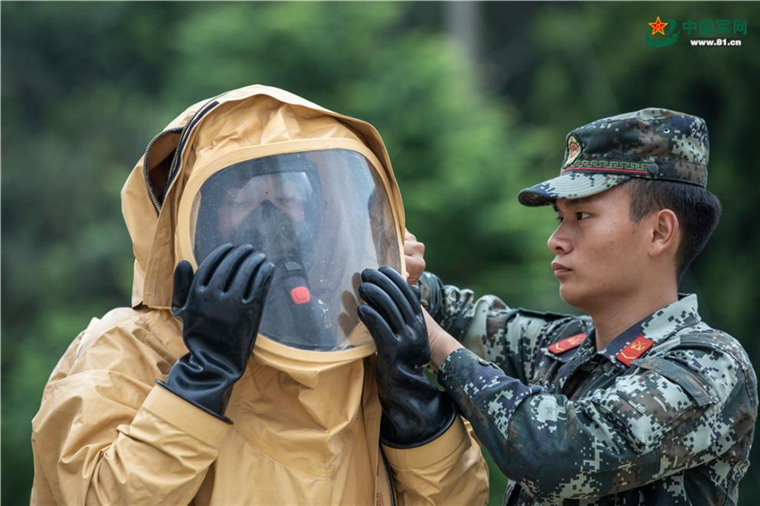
[{"x1": 649, "y1": 16, "x2": 668, "y2": 36}]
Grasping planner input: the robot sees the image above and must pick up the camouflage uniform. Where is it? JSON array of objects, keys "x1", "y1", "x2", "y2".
[
  {"x1": 422, "y1": 274, "x2": 757, "y2": 505},
  {"x1": 418, "y1": 109, "x2": 758, "y2": 504}
]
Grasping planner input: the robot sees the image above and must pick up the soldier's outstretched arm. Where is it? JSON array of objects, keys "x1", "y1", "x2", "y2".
[
  {"x1": 436, "y1": 344, "x2": 753, "y2": 502},
  {"x1": 419, "y1": 271, "x2": 589, "y2": 384}
]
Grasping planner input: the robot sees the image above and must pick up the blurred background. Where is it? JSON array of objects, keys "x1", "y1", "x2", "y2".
[{"x1": 3, "y1": 2, "x2": 759, "y2": 504}]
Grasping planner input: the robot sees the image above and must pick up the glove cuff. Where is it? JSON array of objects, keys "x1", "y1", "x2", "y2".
[
  {"x1": 159, "y1": 356, "x2": 237, "y2": 421},
  {"x1": 156, "y1": 381, "x2": 234, "y2": 424},
  {"x1": 379, "y1": 392, "x2": 457, "y2": 449}
]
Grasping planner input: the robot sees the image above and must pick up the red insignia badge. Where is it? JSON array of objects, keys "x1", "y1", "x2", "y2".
[
  {"x1": 548, "y1": 333, "x2": 587, "y2": 355},
  {"x1": 616, "y1": 335, "x2": 654, "y2": 367},
  {"x1": 563, "y1": 135, "x2": 582, "y2": 167}
]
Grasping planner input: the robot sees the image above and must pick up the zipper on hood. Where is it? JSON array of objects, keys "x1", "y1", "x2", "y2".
[
  {"x1": 143, "y1": 94, "x2": 225, "y2": 213},
  {"x1": 163, "y1": 96, "x2": 226, "y2": 203},
  {"x1": 142, "y1": 127, "x2": 184, "y2": 213}
]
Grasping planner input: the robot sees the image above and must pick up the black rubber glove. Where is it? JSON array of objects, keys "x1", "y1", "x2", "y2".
[
  {"x1": 159, "y1": 243, "x2": 274, "y2": 421},
  {"x1": 357, "y1": 266, "x2": 456, "y2": 448}
]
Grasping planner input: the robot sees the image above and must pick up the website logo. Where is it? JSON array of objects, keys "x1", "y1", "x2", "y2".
[
  {"x1": 646, "y1": 16, "x2": 679, "y2": 47},
  {"x1": 645, "y1": 16, "x2": 748, "y2": 48}
]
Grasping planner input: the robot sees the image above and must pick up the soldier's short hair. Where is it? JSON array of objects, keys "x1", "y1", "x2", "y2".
[{"x1": 624, "y1": 179, "x2": 722, "y2": 280}]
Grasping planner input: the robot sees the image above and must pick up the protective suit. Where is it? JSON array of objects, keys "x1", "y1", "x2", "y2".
[{"x1": 31, "y1": 85, "x2": 488, "y2": 505}]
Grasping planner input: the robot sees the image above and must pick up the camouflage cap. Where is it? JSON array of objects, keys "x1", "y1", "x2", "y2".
[{"x1": 518, "y1": 108, "x2": 710, "y2": 207}]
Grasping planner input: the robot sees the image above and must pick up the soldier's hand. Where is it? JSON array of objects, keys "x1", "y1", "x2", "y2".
[
  {"x1": 404, "y1": 229, "x2": 426, "y2": 285},
  {"x1": 358, "y1": 266, "x2": 455, "y2": 447}
]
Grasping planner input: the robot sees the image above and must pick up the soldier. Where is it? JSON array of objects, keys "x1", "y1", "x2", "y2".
[
  {"x1": 358, "y1": 108, "x2": 758, "y2": 504},
  {"x1": 30, "y1": 85, "x2": 488, "y2": 505}
]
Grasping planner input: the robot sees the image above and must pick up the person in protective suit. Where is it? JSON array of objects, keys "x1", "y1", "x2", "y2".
[{"x1": 30, "y1": 85, "x2": 489, "y2": 505}]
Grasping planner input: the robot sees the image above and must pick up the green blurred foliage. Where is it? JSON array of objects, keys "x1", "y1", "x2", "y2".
[{"x1": 2, "y1": 2, "x2": 759, "y2": 505}]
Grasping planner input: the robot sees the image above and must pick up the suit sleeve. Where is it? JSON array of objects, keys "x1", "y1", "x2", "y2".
[
  {"x1": 30, "y1": 324, "x2": 232, "y2": 506},
  {"x1": 381, "y1": 416, "x2": 489, "y2": 506}
]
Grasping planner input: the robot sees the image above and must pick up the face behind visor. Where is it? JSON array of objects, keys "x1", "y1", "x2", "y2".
[{"x1": 190, "y1": 149, "x2": 401, "y2": 352}]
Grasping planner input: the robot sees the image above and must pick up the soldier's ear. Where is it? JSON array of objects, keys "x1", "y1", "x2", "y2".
[{"x1": 649, "y1": 209, "x2": 679, "y2": 258}]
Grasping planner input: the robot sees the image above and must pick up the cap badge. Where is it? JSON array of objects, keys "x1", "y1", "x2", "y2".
[{"x1": 564, "y1": 136, "x2": 582, "y2": 168}]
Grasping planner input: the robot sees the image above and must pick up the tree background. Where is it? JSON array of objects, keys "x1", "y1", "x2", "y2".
[{"x1": 3, "y1": 2, "x2": 759, "y2": 504}]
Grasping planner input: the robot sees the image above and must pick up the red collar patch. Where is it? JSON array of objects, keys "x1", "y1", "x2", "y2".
[
  {"x1": 548, "y1": 333, "x2": 587, "y2": 355},
  {"x1": 616, "y1": 335, "x2": 654, "y2": 367}
]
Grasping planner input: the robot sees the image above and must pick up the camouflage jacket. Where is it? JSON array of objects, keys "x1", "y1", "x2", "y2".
[{"x1": 421, "y1": 273, "x2": 757, "y2": 505}]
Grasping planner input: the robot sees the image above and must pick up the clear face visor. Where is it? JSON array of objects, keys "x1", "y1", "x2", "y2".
[{"x1": 191, "y1": 149, "x2": 401, "y2": 351}]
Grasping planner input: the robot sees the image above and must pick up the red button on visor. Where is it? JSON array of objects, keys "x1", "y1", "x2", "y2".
[{"x1": 290, "y1": 286, "x2": 311, "y2": 305}]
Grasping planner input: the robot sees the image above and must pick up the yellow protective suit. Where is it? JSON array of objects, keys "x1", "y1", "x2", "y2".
[{"x1": 31, "y1": 85, "x2": 489, "y2": 505}]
